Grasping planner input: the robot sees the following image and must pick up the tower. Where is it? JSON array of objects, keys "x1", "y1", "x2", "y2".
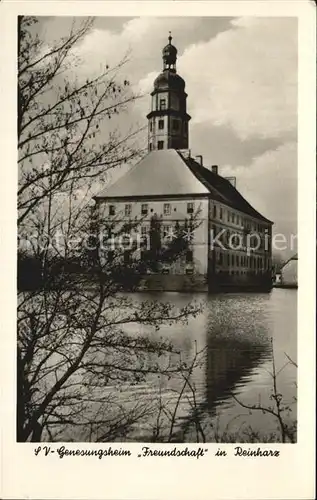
[{"x1": 146, "y1": 33, "x2": 191, "y2": 152}]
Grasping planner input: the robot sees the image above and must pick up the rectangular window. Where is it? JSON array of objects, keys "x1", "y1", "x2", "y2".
[
  {"x1": 159, "y1": 98, "x2": 166, "y2": 110},
  {"x1": 232, "y1": 213, "x2": 235, "y2": 223},
  {"x1": 141, "y1": 204, "x2": 148, "y2": 215},
  {"x1": 149, "y1": 143, "x2": 153, "y2": 151},
  {"x1": 172, "y1": 120, "x2": 179, "y2": 131},
  {"x1": 163, "y1": 203, "x2": 171, "y2": 215},
  {"x1": 107, "y1": 250, "x2": 114, "y2": 263},
  {"x1": 236, "y1": 255, "x2": 239, "y2": 266},
  {"x1": 157, "y1": 141, "x2": 164, "y2": 150},
  {"x1": 236, "y1": 215, "x2": 240, "y2": 225},
  {"x1": 219, "y1": 207, "x2": 223, "y2": 219},
  {"x1": 149, "y1": 121, "x2": 153, "y2": 132},
  {"x1": 231, "y1": 255, "x2": 235, "y2": 266},
  {"x1": 219, "y1": 252, "x2": 223, "y2": 265},
  {"x1": 187, "y1": 202, "x2": 194, "y2": 214},
  {"x1": 124, "y1": 204, "x2": 131, "y2": 216},
  {"x1": 158, "y1": 119, "x2": 164, "y2": 129},
  {"x1": 186, "y1": 250, "x2": 193, "y2": 263},
  {"x1": 227, "y1": 211, "x2": 230, "y2": 222},
  {"x1": 109, "y1": 205, "x2": 115, "y2": 216},
  {"x1": 123, "y1": 250, "x2": 131, "y2": 264},
  {"x1": 163, "y1": 224, "x2": 172, "y2": 238},
  {"x1": 213, "y1": 205, "x2": 217, "y2": 218},
  {"x1": 141, "y1": 226, "x2": 148, "y2": 235}
]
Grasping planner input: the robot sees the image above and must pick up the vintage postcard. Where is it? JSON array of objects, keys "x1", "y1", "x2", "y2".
[{"x1": 0, "y1": 0, "x2": 315, "y2": 499}]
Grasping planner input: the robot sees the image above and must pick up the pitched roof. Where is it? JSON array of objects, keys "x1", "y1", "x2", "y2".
[
  {"x1": 95, "y1": 149, "x2": 209, "y2": 198},
  {"x1": 281, "y1": 254, "x2": 298, "y2": 269},
  {"x1": 94, "y1": 149, "x2": 272, "y2": 224},
  {"x1": 183, "y1": 154, "x2": 272, "y2": 223}
]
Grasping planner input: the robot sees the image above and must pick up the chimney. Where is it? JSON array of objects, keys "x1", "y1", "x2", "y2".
[
  {"x1": 179, "y1": 149, "x2": 191, "y2": 159},
  {"x1": 224, "y1": 176, "x2": 237, "y2": 188},
  {"x1": 195, "y1": 155, "x2": 203, "y2": 166},
  {"x1": 211, "y1": 165, "x2": 218, "y2": 175}
]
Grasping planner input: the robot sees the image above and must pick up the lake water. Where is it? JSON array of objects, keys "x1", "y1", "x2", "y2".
[{"x1": 115, "y1": 288, "x2": 297, "y2": 443}]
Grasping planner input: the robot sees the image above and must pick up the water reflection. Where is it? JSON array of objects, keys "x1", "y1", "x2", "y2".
[
  {"x1": 205, "y1": 337, "x2": 271, "y2": 411},
  {"x1": 122, "y1": 289, "x2": 297, "y2": 441}
]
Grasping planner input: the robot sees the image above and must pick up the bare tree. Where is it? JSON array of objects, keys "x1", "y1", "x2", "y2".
[
  {"x1": 230, "y1": 340, "x2": 297, "y2": 443},
  {"x1": 18, "y1": 16, "x2": 143, "y2": 227},
  {"x1": 17, "y1": 16, "x2": 202, "y2": 442}
]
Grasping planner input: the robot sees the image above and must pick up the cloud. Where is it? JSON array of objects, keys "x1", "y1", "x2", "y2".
[
  {"x1": 58, "y1": 16, "x2": 297, "y2": 144},
  {"x1": 177, "y1": 17, "x2": 297, "y2": 141},
  {"x1": 35, "y1": 16, "x2": 297, "y2": 257},
  {"x1": 221, "y1": 141, "x2": 297, "y2": 257}
]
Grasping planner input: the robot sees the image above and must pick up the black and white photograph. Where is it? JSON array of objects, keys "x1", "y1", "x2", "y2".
[
  {"x1": 16, "y1": 13, "x2": 300, "y2": 444},
  {"x1": 1, "y1": 2, "x2": 315, "y2": 498}
]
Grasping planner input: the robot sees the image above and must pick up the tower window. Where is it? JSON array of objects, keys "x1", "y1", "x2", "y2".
[
  {"x1": 149, "y1": 121, "x2": 153, "y2": 132},
  {"x1": 172, "y1": 120, "x2": 180, "y2": 131},
  {"x1": 157, "y1": 141, "x2": 164, "y2": 150},
  {"x1": 159, "y1": 98, "x2": 166, "y2": 110},
  {"x1": 158, "y1": 119, "x2": 164, "y2": 129},
  {"x1": 163, "y1": 203, "x2": 171, "y2": 215}
]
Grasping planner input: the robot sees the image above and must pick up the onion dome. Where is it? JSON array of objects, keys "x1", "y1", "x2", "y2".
[
  {"x1": 153, "y1": 71, "x2": 185, "y2": 91},
  {"x1": 162, "y1": 33, "x2": 177, "y2": 66}
]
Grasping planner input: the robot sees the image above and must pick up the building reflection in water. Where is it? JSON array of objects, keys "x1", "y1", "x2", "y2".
[
  {"x1": 205, "y1": 334, "x2": 271, "y2": 412},
  {"x1": 175, "y1": 297, "x2": 273, "y2": 440}
]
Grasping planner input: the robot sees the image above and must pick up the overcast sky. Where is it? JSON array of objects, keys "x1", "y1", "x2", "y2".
[{"x1": 38, "y1": 16, "x2": 297, "y2": 258}]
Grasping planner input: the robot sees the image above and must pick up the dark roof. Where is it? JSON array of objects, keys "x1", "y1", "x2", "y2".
[
  {"x1": 153, "y1": 70, "x2": 185, "y2": 92},
  {"x1": 180, "y1": 152, "x2": 273, "y2": 224}
]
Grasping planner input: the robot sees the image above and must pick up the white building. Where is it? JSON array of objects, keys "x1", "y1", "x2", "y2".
[{"x1": 94, "y1": 35, "x2": 273, "y2": 292}]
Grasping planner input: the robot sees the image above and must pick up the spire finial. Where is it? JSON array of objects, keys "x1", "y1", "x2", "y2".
[{"x1": 168, "y1": 31, "x2": 172, "y2": 44}]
